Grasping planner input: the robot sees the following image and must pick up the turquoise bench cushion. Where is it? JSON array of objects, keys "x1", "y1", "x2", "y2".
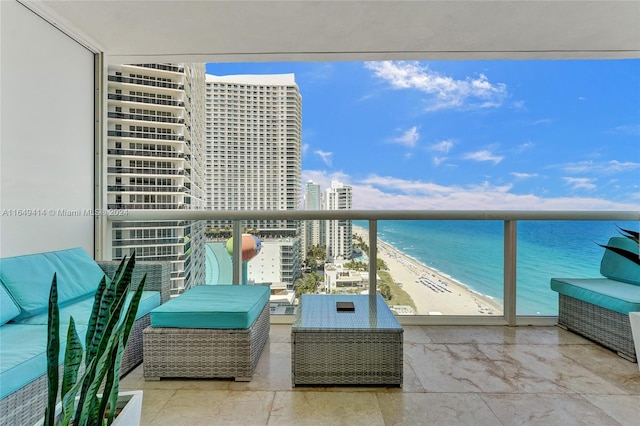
[
  {"x1": 0, "y1": 285, "x2": 20, "y2": 325},
  {"x1": 550, "y1": 277, "x2": 640, "y2": 314},
  {"x1": 600, "y1": 237, "x2": 640, "y2": 285},
  {"x1": 0, "y1": 323, "x2": 88, "y2": 400},
  {"x1": 15, "y1": 291, "x2": 161, "y2": 326},
  {"x1": 150, "y1": 285, "x2": 270, "y2": 329},
  {"x1": 0, "y1": 248, "x2": 105, "y2": 320}
]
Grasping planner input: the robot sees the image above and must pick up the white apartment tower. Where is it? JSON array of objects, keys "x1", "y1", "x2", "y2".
[
  {"x1": 106, "y1": 63, "x2": 207, "y2": 293},
  {"x1": 205, "y1": 73, "x2": 303, "y2": 285},
  {"x1": 303, "y1": 180, "x2": 323, "y2": 258},
  {"x1": 325, "y1": 180, "x2": 353, "y2": 260}
]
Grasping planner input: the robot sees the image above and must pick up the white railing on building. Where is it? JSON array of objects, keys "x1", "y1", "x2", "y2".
[{"x1": 107, "y1": 210, "x2": 639, "y2": 326}]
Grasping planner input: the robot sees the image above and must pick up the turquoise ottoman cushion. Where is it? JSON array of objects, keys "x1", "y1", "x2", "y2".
[
  {"x1": 0, "y1": 248, "x2": 105, "y2": 320},
  {"x1": 150, "y1": 285, "x2": 270, "y2": 329},
  {"x1": 550, "y1": 277, "x2": 640, "y2": 314}
]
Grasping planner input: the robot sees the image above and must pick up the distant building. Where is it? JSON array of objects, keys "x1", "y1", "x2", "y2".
[
  {"x1": 204, "y1": 73, "x2": 303, "y2": 287},
  {"x1": 325, "y1": 180, "x2": 353, "y2": 260},
  {"x1": 106, "y1": 63, "x2": 207, "y2": 293},
  {"x1": 303, "y1": 180, "x2": 323, "y2": 259}
]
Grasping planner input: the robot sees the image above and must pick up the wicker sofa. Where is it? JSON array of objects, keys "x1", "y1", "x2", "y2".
[
  {"x1": 551, "y1": 237, "x2": 640, "y2": 362},
  {"x1": 0, "y1": 247, "x2": 170, "y2": 426}
]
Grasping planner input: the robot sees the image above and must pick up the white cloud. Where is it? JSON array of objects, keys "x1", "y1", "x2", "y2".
[
  {"x1": 511, "y1": 172, "x2": 538, "y2": 179},
  {"x1": 433, "y1": 156, "x2": 448, "y2": 167},
  {"x1": 563, "y1": 177, "x2": 597, "y2": 191},
  {"x1": 610, "y1": 124, "x2": 640, "y2": 136},
  {"x1": 514, "y1": 142, "x2": 534, "y2": 153},
  {"x1": 559, "y1": 160, "x2": 640, "y2": 174},
  {"x1": 560, "y1": 161, "x2": 594, "y2": 174},
  {"x1": 392, "y1": 126, "x2": 419, "y2": 148},
  {"x1": 430, "y1": 140, "x2": 454, "y2": 153},
  {"x1": 302, "y1": 170, "x2": 637, "y2": 211},
  {"x1": 365, "y1": 61, "x2": 508, "y2": 111},
  {"x1": 314, "y1": 150, "x2": 333, "y2": 166},
  {"x1": 463, "y1": 150, "x2": 504, "y2": 165},
  {"x1": 604, "y1": 160, "x2": 640, "y2": 173},
  {"x1": 302, "y1": 143, "x2": 310, "y2": 155}
]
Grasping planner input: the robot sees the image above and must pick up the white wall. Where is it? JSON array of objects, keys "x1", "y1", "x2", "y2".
[{"x1": 0, "y1": 1, "x2": 95, "y2": 258}]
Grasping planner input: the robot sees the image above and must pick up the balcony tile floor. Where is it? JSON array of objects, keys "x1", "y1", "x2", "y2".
[{"x1": 120, "y1": 325, "x2": 640, "y2": 425}]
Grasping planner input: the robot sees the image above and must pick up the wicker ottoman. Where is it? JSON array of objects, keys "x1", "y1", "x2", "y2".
[
  {"x1": 143, "y1": 285, "x2": 270, "y2": 381},
  {"x1": 292, "y1": 294, "x2": 403, "y2": 387}
]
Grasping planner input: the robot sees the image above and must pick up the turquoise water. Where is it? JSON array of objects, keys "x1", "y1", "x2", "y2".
[
  {"x1": 356, "y1": 220, "x2": 638, "y2": 315},
  {"x1": 205, "y1": 242, "x2": 233, "y2": 285}
]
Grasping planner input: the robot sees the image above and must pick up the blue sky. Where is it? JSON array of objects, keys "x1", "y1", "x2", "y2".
[{"x1": 205, "y1": 60, "x2": 640, "y2": 210}]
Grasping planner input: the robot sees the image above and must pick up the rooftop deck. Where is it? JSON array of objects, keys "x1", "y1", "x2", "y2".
[{"x1": 120, "y1": 324, "x2": 640, "y2": 425}]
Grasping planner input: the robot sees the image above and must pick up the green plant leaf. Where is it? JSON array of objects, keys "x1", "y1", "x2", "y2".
[
  {"x1": 617, "y1": 226, "x2": 639, "y2": 243},
  {"x1": 106, "y1": 274, "x2": 146, "y2": 425},
  {"x1": 598, "y1": 243, "x2": 640, "y2": 265},
  {"x1": 45, "y1": 273, "x2": 59, "y2": 426},
  {"x1": 61, "y1": 318, "x2": 83, "y2": 397},
  {"x1": 86, "y1": 275, "x2": 108, "y2": 362},
  {"x1": 58, "y1": 317, "x2": 84, "y2": 424}
]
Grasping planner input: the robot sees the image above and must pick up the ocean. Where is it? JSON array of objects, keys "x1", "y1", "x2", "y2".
[{"x1": 355, "y1": 220, "x2": 638, "y2": 315}]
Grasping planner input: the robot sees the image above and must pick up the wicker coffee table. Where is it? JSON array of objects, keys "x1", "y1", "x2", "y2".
[{"x1": 291, "y1": 294, "x2": 403, "y2": 386}]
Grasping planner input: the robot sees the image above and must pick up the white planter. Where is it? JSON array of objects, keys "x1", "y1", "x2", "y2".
[
  {"x1": 34, "y1": 390, "x2": 143, "y2": 426},
  {"x1": 630, "y1": 312, "x2": 640, "y2": 371}
]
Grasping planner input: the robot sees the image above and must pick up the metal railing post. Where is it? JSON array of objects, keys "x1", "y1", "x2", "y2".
[
  {"x1": 232, "y1": 220, "x2": 242, "y2": 284},
  {"x1": 504, "y1": 220, "x2": 517, "y2": 326},
  {"x1": 369, "y1": 219, "x2": 378, "y2": 298}
]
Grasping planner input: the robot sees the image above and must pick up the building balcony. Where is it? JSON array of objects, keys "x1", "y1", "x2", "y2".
[
  {"x1": 107, "y1": 93, "x2": 185, "y2": 108},
  {"x1": 132, "y1": 64, "x2": 185, "y2": 74},
  {"x1": 107, "y1": 167, "x2": 186, "y2": 175},
  {"x1": 107, "y1": 185, "x2": 187, "y2": 193},
  {"x1": 118, "y1": 323, "x2": 640, "y2": 425},
  {"x1": 107, "y1": 203, "x2": 187, "y2": 210},
  {"x1": 107, "y1": 130, "x2": 185, "y2": 141},
  {"x1": 107, "y1": 112, "x2": 185, "y2": 124},
  {"x1": 107, "y1": 148, "x2": 186, "y2": 159},
  {"x1": 107, "y1": 74, "x2": 184, "y2": 90}
]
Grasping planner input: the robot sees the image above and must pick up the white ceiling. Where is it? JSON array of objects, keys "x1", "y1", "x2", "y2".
[{"x1": 28, "y1": 0, "x2": 640, "y2": 64}]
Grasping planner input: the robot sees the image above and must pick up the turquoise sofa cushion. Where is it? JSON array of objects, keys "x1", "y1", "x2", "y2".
[
  {"x1": 600, "y1": 237, "x2": 640, "y2": 285},
  {"x1": 550, "y1": 277, "x2": 640, "y2": 315},
  {"x1": 150, "y1": 285, "x2": 270, "y2": 329},
  {"x1": 0, "y1": 248, "x2": 105, "y2": 320},
  {"x1": 15, "y1": 291, "x2": 161, "y2": 326},
  {"x1": 0, "y1": 323, "x2": 88, "y2": 400},
  {"x1": 0, "y1": 285, "x2": 20, "y2": 325}
]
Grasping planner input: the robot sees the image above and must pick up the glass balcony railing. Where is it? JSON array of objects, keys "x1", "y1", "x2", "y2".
[{"x1": 105, "y1": 210, "x2": 638, "y2": 325}]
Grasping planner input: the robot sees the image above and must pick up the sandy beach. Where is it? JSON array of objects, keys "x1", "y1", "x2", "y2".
[{"x1": 354, "y1": 226, "x2": 503, "y2": 316}]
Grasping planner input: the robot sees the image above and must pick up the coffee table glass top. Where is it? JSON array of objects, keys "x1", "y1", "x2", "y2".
[{"x1": 292, "y1": 294, "x2": 402, "y2": 330}]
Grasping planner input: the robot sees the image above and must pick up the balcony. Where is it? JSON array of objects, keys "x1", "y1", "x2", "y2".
[
  {"x1": 3, "y1": 2, "x2": 639, "y2": 424},
  {"x1": 118, "y1": 323, "x2": 640, "y2": 425},
  {"x1": 108, "y1": 130, "x2": 185, "y2": 141},
  {"x1": 107, "y1": 112, "x2": 184, "y2": 124},
  {"x1": 108, "y1": 93, "x2": 185, "y2": 107}
]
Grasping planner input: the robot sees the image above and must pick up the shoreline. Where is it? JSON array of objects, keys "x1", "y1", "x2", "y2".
[{"x1": 353, "y1": 225, "x2": 503, "y2": 316}]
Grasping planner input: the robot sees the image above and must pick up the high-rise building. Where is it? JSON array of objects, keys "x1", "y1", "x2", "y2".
[
  {"x1": 325, "y1": 180, "x2": 353, "y2": 260},
  {"x1": 303, "y1": 180, "x2": 323, "y2": 259},
  {"x1": 205, "y1": 73, "x2": 303, "y2": 286},
  {"x1": 106, "y1": 63, "x2": 207, "y2": 293}
]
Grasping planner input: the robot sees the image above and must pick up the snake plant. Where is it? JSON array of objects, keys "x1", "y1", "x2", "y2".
[
  {"x1": 45, "y1": 253, "x2": 146, "y2": 426},
  {"x1": 598, "y1": 226, "x2": 640, "y2": 266}
]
